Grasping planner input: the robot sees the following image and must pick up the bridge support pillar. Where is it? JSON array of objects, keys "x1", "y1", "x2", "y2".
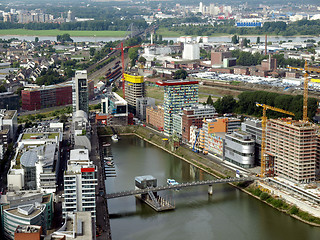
[{"x1": 208, "y1": 185, "x2": 213, "y2": 195}]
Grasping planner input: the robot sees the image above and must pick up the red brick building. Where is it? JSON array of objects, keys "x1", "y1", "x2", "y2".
[
  {"x1": 22, "y1": 83, "x2": 72, "y2": 111},
  {"x1": 146, "y1": 106, "x2": 164, "y2": 130},
  {"x1": 181, "y1": 105, "x2": 217, "y2": 142}
]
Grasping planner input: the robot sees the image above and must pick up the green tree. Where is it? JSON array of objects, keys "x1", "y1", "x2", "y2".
[
  {"x1": 214, "y1": 95, "x2": 237, "y2": 114},
  {"x1": 90, "y1": 47, "x2": 96, "y2": 56},
  {"x1": 231, "y1": 35, "x2": 239, "y2": 44},
  {"x1": 0, "y1": 85, "x2": 6, "y2": 93},
  {"x1": 60, "y1": 114, "x2": 68, "y2": 123},
  {"x1": 138, "y1": 56, "x2": 146, "y2": 64},
  {"x1": 173, "y1": 69, "x2": 188, "y2": 79},
  {"x1": 128, "y1": 47, "x2": 139, "y2": 67},
  {"x1": 257, "y1": 37, "x2": 260, "y2": 44},
  {"x1": 206, "y1": 95, "x2": 214, "y2": 105}
]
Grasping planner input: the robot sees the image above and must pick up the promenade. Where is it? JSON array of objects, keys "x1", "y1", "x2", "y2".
[{"x1": 90, "y1": 123, "x2": 112, "y2": 240}]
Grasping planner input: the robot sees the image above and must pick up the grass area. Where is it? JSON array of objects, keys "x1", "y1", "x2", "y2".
[
  {"x1": 0, "y1": 29, "x2": 127, "y2": 37},
  {"x1": 156, "y1": 27, "x2": 184, "y2": 37},
  {"x1": 22, "y1": 132, "x2": 60, "y2": 140},
  {"x1": 247, "y1": 186, "x2": 320, "y2": 225},
  {"x1": 146, "y1": 86, "x2": 164, "y2": 102}
]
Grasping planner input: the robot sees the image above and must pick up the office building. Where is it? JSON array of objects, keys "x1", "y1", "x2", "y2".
[
  {"x1": 73, "y1": 70, "x2": 89, "y2": 114},
  {"x1": 62, "y1": 149, "x2": 97, "y2": 220},
  {"x1": 3, "y1": 203, "x2": 47, "y2": 240},
  {"x1": 225, "y1": 131, "x2": 255, "y2": 168},
  {"x1": 124, "y1": 73, "x2": 145, "y2": 113},
  {"x1": 21, "y1": 83, "x2": 72, "y2": 111},
  {"x1": 50, "y1": 211, "x2": 93, "y2": 240},
  {"x1": 7, "y1": 128, "x2": 62, "y2": 193},
  {"x1": 156, "y1": 79, "x2": 198, "y2": 136},
  {"x1": 267, "y1": 119, "x2": 317, "y2": 183},
  {"x1": 181, "y1": 104, "x2": 216, "y2": 142},
  {"x1": 136, "y1": 97, "x2": 155, "y2": 120},
  {"x1": 241, "y1": 119, "x2": 262, "y2": 165},
  {"x1": 202, "y1": 119, "x2": 225, "y2": 155},
  {"x1": 97, "y1": 92, "x2": 128, "y2": 126},
  {"x1": 0, "y1": 92, "x2": 19, "y2": 110}
]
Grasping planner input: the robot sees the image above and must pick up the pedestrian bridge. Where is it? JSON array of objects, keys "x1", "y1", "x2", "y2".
[{"x1": 106, "y1": 177, "x2": 259, "y2": 199}]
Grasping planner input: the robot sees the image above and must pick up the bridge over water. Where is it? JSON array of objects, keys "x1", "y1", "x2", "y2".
[{"x1": 106, "y1": 177, "x2": 259, "y2": 199}]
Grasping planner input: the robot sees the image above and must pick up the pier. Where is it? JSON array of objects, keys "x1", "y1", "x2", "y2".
[{"x1": 134, "y1": 175, "x2": 175, "y2": 212}]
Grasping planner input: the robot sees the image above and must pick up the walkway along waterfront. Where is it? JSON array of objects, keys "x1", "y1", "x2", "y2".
[{"x1": 91, "y1": 123, "x2": 112, "y2": 240}]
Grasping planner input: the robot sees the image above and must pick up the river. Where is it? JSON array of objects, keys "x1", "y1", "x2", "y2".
[
  {"x1": 1, "y1": 35, "x2": 320, "y2": 43},
  {"x1": 103, "y1": 135, "x2": 320, "y2": 240}
]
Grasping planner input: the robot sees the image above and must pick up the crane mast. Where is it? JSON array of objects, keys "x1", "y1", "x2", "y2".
[{"x1": 255, "y1": 103, "x2": 295, "y2": 177}]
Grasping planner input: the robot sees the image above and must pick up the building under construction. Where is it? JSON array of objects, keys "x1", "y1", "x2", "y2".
[{"x1": 266, "y1": 118, "x2": 318, "y2": 183}]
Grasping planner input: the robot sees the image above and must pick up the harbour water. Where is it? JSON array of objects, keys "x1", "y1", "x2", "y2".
[{"x1": 104, "y1": 136, "x2": 320, "y2": 240}]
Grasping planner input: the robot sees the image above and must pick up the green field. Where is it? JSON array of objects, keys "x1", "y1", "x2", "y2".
[{"x1": 0, "y1": 29, "x2": 127, "y2": 37}]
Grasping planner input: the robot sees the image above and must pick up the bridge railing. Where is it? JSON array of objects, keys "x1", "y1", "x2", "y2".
[{"x1": 106, "y1": 177, "x2": 259, "y2": 199}]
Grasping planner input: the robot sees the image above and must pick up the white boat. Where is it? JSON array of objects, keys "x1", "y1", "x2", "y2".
[
  {"x1": 106, "y1": 160, "x2": 114, "y2": 166},
  {"x1": 111, "y1": 134, "x2": 119, "y2": 142},
  {"x1": 104, "y1": 156, "x2": 113, "y2": 161},
  {"x1": 167, "y1": 179, "x2": 179, "y2": 186}
]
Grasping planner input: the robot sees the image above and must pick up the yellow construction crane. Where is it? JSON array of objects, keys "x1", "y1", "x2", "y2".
[
  {"x1": 288, "y1": 60, "x2": 320, "y2": 122},
  {"x1": 255, "y1": 102, "x2": 295, "y2": 177}
]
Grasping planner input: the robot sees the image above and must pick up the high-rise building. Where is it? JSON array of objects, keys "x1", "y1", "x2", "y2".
[
  {"x1": 124, "y1": 73, "x2": 145, "y2": 113},
  {"x1": 266, "y1": 119, "x2": 317, "y2": 183},
  {"x1": 73, "y1": 70, "x2": 89, "y2": 114},
  {"x1": 156, "y1": 79, "x2": 198, "y2": 136},
  {"x1": 62, "y1": 149, "x2": 97, "y2": 220}
]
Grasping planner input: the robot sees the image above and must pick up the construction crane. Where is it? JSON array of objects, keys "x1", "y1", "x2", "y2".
[
  {"x1": 110, "y1": 42, "x2": 146, "y2": 99},
  {"x1": 111, "y1": 42, "x2": 154, "y2": 98},
  {"x1": 256, "y1": 102, "x2": 295, "y2": 177},
  {"x1": 288, "y1": 60, "x2": 320, "y2": 122}
]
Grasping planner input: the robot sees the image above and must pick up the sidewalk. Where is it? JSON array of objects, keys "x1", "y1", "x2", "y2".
[{"x1": 90, "y1": 123, "x2": 112, "y2": 240}]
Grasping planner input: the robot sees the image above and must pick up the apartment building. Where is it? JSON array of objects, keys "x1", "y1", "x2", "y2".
[
  {"x1": 156, "y1": 79, "x2": 198, "y2": 136},
  {"x1": 62, "y1": 149, "x2": 97, "y2": 220},
  {"x1": 267, "y1": 119, "x2": 317, "y2": 183}
]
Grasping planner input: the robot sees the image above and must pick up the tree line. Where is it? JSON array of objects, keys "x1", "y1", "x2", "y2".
[
  {"x1": 0, "y1": 19, "x2": 148, "y2": 31},
  {"x1": 231, "y1": 50, "x2": 305, "y2": 67},
  {"x1": 159, "y1": 19, "x2": 320, "y2": 36},
  {"x1": 211, "y1": 91, "x2": 318, "y2": 121}
]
